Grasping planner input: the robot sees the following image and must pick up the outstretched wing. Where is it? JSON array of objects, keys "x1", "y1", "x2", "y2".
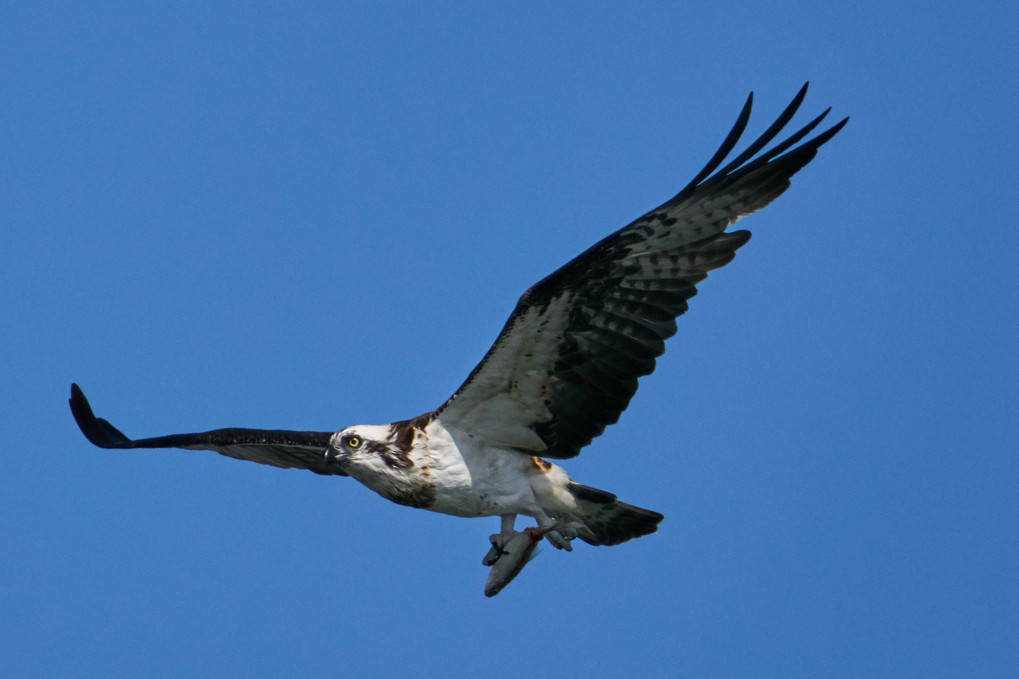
[
  {"x1": 437, "y1": 83, "x2": 847, "y2": 458},
  {"x1": 69, "y1": 383, "x2": 344, "y2": 475}
]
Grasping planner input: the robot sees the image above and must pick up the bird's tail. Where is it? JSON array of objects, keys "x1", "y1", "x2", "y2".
[{"x1": 565, "y1": 482, "x2": 664, "y2": 546}]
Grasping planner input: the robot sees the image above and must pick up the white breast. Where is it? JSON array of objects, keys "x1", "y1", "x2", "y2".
[{"x1": 418, "y1": 417, "x2": 543, "y2": 518}]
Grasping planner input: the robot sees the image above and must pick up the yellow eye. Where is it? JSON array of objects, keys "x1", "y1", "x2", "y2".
[{"x1": 345, "y1": 435, "x2": 362, "y2": 449}]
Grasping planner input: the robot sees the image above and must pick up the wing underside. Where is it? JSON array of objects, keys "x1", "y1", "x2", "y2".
[
  {"x1": 69, "y1": 383, "x2": 344, "y2": 475},
  {"x1": 438, "y1": 84, "x2": 847, "y2": 458}
]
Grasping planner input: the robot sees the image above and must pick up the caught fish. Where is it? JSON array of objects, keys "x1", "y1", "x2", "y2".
[{"x1": 484, "y1": 527, "x2": 544, "y2": 597}]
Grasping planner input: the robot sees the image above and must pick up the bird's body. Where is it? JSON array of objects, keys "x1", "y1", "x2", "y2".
[
  {"x1": 70, "y1": 84, "x2": 847, "y2": 594},
  {"x1": 336, "y1": 417, "x2": 556, "y2": 518},
  {"x1": 327, "y1": 416, "x2": 660, "y2": 547}
]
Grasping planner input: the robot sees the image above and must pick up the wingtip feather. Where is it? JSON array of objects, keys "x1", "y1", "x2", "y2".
[{"x1": 69, "y1": 383, "x2": 134, "y2": 448}]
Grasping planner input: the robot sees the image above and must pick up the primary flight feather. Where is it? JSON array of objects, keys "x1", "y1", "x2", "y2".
[{"x1": 70, "y1": 84, "x2": 847, "y2": 595}]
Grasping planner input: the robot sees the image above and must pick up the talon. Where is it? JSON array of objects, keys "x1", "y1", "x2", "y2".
[
  {"x1": 482, "y1": 547, "x2": 501, "y2": 566},
  {"x1": 545, "y1": 530, "x2": 573, "y2": 552},
  {"x1": 482, "y1": 533, "x2": 513, "y2": 566},
  {"x1": 530, "y1": 521, "x2": 574, "y2": 552}
]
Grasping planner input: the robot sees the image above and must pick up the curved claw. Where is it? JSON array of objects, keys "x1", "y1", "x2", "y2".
[
  {"x1": 483, "y1": 533, "x2": 511, "y2": 566},
  {"x1": 545, "y1": 529, "x2": 573, "y2": 552}
]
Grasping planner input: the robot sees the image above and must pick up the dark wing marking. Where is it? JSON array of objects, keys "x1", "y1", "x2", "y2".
[
  {"x1": 437, "y1": 83, "x2": 847, "y2": 458},
  {"x1": 69, "y1": 383, "x2": 345, "y2": 476}
]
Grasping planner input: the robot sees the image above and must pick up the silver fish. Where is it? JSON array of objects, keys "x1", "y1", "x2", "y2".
[{"x1": 484, "y1": 528, "x2": 544, "y2": 597}]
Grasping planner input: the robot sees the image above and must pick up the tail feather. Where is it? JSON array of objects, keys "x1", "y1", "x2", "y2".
[{"x1": 566, "y1": 482, "x2": 664, "y2": 546}]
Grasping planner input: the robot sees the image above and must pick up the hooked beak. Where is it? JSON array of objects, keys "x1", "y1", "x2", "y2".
[{"x1": 324, "y1": 444, "x2": 346, "y2": 466}]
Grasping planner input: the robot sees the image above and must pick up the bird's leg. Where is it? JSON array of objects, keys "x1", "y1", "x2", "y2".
[{"x1": 482, "y1": 514, "x2": 518, "y2": 566}]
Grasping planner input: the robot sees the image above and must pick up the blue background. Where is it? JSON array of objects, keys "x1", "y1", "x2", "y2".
[{"x1": 2, "y1": 3, "x2": 1016, "y2": 677}]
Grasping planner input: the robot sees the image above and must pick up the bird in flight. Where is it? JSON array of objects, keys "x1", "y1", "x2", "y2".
[{"x1": 70, "y1": 84, "x2": 846, "y2": 596}]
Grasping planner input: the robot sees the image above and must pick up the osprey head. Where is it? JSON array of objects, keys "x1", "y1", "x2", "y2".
[
  {"x1": 325, "y1": 423, "x2": 436, "y2": 509},
  {"x1": 325, "y1": 425, "x2": 406, "y2": 472}
]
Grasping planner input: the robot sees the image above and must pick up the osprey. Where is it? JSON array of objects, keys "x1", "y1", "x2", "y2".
[{"x1": 70, "y1": 84, "x2": 846, "y2": 596}]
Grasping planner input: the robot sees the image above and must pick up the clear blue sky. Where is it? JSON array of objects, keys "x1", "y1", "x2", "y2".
[{"x1": 2, "y1": 3, "x2": 1016, "y2": 677}]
